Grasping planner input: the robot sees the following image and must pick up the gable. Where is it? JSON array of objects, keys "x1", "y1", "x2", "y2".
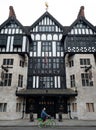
[
  {"x1": 0, "y1": 17, "x2": 29, "y2": 53},
  {"x1": 68, "y1": 20, "x2": 96, "y2": 35},
  {"x1": 64, "y1": 18, "x2": 96, "y2": 53},
  {"x1": 30, "y1": 12, "x2": 64, "y2": 33},
  {"x1": 0, "y1": 18, "x2": 27, "y2": 35}
]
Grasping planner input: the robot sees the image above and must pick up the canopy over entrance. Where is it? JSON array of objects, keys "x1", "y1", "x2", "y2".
[{"x1": 16, "y1": 88, "x2": 77, "y2": 97}]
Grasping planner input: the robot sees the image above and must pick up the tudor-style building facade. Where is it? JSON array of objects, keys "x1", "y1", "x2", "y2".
[{"x1": 0, "y1": 6, "x2": 96, "y2": 120}]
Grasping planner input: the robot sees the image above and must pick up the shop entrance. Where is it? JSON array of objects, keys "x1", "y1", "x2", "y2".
[
  {"x1": 26, "y1": 96, "x2": 67, "y2": 118},
  {"x1": 38, "y1": 97, "x2": 56, "y2": 118}
]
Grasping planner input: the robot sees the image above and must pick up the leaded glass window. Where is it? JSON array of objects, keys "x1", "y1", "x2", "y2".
[
  {"x1": 0, "y1": 73, "x2": 12, "y2": 86},
  {"x1": 80, "y1": 58, "x2": 90, "y2": 65},
  {"x1": 70, "y1": 74, "x2": 75, "y2": 87},
  {"x1": 42, "y1": 42, "x2": 52, "y2": 52},
  {"x1": 3, "y1": 59, "x2": 14, "y2": 65},
  {"x1": 33, "y1": 42, "x2": 37, "y2": 52},
  {"x1": 81, "y1": 73, "x2": 93, "y2": 86},
  {"x1": 18, "y1": 74, "x2": 23, "y2": 87},
  {"x1": 0, "y1": 103, "x2": 7, "y2": 112},
  {"x1": 13, "y1": 35, "x2": 22, "y2": 46},
  {"x1": 0, "y1": 35, "x2": 7, "y2": 46},
  {"x1": 86, "y1": 103, "x2": 94, "y2": 112},
  {"x1": 39, "y1": 76, "x2": 54, "y2": 88}
]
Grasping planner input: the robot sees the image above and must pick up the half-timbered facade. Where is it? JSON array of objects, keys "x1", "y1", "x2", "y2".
[
  {"x1": 0, "y1": 6, "x2": 96, "y2": 120},
  {"x1": 0, "y1": 6, "x2": 29, "y2": 120},
  {"x1": 26, "y1": 12, "x2": 71, "y2": 118},
  {"x1": 63, "y1": 6, "x2": 96, "y2": 120}
]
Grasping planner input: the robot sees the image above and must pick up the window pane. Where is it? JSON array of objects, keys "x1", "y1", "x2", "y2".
[
  {"x1": 39, "y1": 76, "x2": 54, "y2": 88},
  {"x1": 3, "y1": 103, "x2": 7, "y2": 112},
  {"x1": 14, "y1": 35, "x2": 22, "y2": 46},
  {"x1": 3, "y1": 59, "x2": 14, "y2": 65},
  {"x1": 72, "y1": 103, "x2": 77, "y2": 112},
  {"x1": 86, "y1": 103, "x2": 94, "y2": 112},
  {"x1": 0, "y1": 35, "x2": 7, "y2": 46}
]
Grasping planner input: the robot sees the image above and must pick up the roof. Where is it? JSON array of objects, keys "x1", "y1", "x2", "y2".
[
  {"x1": 0, "y1": 6, "x2": 29, "y2": 35},
  {"x1": 29, "y1": 11, "x2": 64, "y2": 31},
  {"x1": 0, "y1": 17, "x2": 29, "y2": 34},
  {"x1": 63, "y1": 6, "x2": 96, "y2": 36}
]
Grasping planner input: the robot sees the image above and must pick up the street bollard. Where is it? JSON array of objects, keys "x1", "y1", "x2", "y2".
[
  {"x1": 58, "y1": 112, "x2": 62, "y2": 122},
  {"x1": 30, "y1": 112, "x2": 34, "y2": 121}
]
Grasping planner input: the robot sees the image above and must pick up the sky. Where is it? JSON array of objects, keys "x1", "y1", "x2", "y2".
[{"x1": 0, "y1": 0, "x2": 96, "y2": 26}]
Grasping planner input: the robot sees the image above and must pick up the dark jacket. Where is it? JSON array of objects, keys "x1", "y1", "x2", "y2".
[{"x1": 41, "y1": 110, "x2": 48, "y2": 118}]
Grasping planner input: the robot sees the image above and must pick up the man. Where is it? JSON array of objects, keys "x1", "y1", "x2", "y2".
[{"x1": 41, "y1": 108, "x2": 49, "y2": 121}]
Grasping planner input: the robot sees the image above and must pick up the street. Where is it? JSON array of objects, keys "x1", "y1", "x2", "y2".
[{"x1": 0, "y1": 127, "x2": 96, "y2": 130}]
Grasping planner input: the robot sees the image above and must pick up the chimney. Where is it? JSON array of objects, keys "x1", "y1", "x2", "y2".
[
  {"x1": 9, "y1": 6, "x2": 16, "y2": 18},
  {"x1": 77, "y1": 6, "x2": 85, "y2": 18}
]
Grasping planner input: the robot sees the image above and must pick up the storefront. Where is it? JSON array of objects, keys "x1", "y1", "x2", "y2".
[{"x1": 16, "y1": 88, "x2": 77, "y2": 118}]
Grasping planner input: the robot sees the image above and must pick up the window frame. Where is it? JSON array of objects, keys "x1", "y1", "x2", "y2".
[
  {"x1": 86, "y1": 103, "x2": 94, "y2": 112},
  {"x1": 13, "y1": 35, "x2": 22, "y2": 47},
  {"x1": 0, "y1": 35, "x2": 7, "y2": 47},
  {"x1": 16, "y1": 103, "x2": 22, "y2": 112},
  {"x1": 81, "y1": 73, "x2": 93, "y2": 86},
  {"x1": 70, "y1": 74, "x2": 75, "y2": 87},
  {"x1": 3, "y1": 59, "x2": 14, "y2": 66},
  {"x1": 0, "y1": 103, "x2": 7, "y2": 112},
  {"x1": 72, "y1": 103, "x2": 77, "y2": 112},
  {"x1": 18, "y1": 74, "x2": 23, "y2": 87},
  {"x1": 0, "y1": 73, "x2": 12, "y2": 86},
  {"x1": 80, "y1": 58, "x2": 90, "y2": 65},
  {"x1": 39, "y1": 76, "x2": 54, "y2": 88}
]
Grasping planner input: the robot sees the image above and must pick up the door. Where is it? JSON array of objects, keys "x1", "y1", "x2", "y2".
[{"x1": 38, "y1": 97, "x2": 56, "y2": 118}]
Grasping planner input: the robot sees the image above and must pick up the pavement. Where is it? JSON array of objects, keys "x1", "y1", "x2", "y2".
[{"x1": 0, "y1": 119, "x2": 96, "y2": 127}]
